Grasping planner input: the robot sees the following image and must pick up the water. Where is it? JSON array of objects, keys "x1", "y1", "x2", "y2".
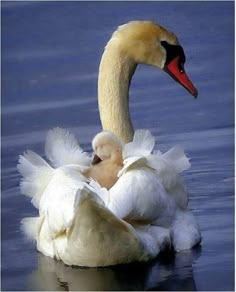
[{"x1": 1, "y1": 1, "x2": 234, "y2": 291}]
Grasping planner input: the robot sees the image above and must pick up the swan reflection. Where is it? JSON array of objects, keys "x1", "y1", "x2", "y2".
[{"x1": 28, "y1": 246, "x2": 201, "y2": 291}]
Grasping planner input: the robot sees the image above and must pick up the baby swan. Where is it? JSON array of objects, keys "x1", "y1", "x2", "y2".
[{"x1": 84, "y1": 131, "x2": 124, "y2": 189}]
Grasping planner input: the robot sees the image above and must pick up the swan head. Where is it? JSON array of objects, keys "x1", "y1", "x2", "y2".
[
  {"x1": 91, "y1": 131, "x2": 123, "y2": 165},
  {"x1": 107, "y1": 21, "x2": 198, "y2": 97}
]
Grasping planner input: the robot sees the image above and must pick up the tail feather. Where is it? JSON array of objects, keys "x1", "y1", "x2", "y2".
[
  {"x1": 17, "y1": 151, "x2": 54, "y2": 208},
  {"x1": 45, "y1": 127, "x2": 91, "y2": 168}
]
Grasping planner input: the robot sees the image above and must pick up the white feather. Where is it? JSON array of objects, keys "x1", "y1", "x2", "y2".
[
  {"x1": 170, "y1": 209, "x2": 202, "y2": 251},
  {"x1": 87, "y1": 180, "x2": 109, "y2": 205},
  {"x1": 17, "y1": 151, "x2": 54, "y2": 208},
  {"x1": 162, "y1": 145, "x2": 191, "y2": 173},
  {"x1": 108, "y1": 167, "x2": 175, "y2": 224},
  {"x1": 21, "y1": 217, "x2": 41, "y2": 241},
  {"x1": 73, "y1": 184, "x2": 106, "y2": 213},
  {"x1": 118, "y1": 156, "x2": 147, "y2": 177},
  {"x1": 38, "y1": 167, "x2": 87, "y2": 238},
  {"x1": 119, "y1": 144, "x2": 190, "y2": 209},
  {"x1": 145, "y1": 146, "x2": 190, "y2": 188},
  {"x1": 146, "y1": 154, "x2": 179, "y2": 190},
  {"x1": 45, "y1": 127, "x2": 91, "y2": 168},
  {"x1": 123, "y1": 129, "x2": 155, "y2": 159},
  {"x1": 146, "y1": 148, "x2": 190, "y2": 208}
]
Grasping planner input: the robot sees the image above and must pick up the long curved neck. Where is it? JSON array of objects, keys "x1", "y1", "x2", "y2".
[{"x1": 98, "y1": 44, "x2": 137, "y2": 143}]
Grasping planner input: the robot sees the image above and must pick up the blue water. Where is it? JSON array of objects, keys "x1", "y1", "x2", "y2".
[{"x1": 1, "y1": 1, "x2": 234, "y2": 291}]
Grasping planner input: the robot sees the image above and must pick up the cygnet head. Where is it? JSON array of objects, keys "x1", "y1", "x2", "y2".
[
  {"x1": 91, "y1": 131, "x2": 124, "y2": 165},
  {"x1": 106, "y1": 21, "x2": 197, "y2": 97}
]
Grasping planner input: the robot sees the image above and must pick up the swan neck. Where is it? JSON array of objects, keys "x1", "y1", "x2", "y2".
[{"x1": 98, "y1": 46, "x2": 137, "y2": 143}]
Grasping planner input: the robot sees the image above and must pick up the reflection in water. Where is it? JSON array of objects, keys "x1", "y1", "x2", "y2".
[{"x1": 28, "y1": 246, "x2": 201, "y2": 291}]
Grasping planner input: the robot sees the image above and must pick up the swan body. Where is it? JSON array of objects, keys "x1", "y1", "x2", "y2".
[{"x1": 18, "y1": 21, "x2": 201, "y2": 267}]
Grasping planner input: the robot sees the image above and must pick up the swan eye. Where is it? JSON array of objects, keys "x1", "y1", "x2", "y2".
[{"x1": 178, "y1": 61, "x2": 185, "y2": 73}]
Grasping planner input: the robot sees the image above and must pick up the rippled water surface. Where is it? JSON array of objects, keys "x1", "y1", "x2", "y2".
[{"x1": 1, "y1": 1, "x2": 234, "y2": 291}]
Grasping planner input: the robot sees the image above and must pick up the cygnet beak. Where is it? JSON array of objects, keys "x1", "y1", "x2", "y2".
[{"x1": 91, "y1": 154, "x2": 102, "y2": 165}]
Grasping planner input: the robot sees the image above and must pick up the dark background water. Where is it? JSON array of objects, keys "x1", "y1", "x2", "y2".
[{"x1": 1, "y1": 1, "x2": 234, "y2": 291}]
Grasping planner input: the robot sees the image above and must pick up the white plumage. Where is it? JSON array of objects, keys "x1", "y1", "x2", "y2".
[
  {"x1": 18, "y1": 127, "x2": 201, "y2": 266},
  {"x1": 45, "y1": 127, "x2": 91, "y2": 169},
  {"x1": 18, "y1": 151, "x2": 54, "y2": 208}
]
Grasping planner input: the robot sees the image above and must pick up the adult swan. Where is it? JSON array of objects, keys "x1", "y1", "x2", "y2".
[{"x1": 18, "y1": 21, "x2": 201, "y2": 267}]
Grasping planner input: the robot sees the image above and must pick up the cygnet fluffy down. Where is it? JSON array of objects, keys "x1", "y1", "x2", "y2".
[{"x1": 84, "y1": 131, "x2": 124, "y2": 189}]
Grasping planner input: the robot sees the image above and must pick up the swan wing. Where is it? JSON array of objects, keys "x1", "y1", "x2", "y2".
[
  {"x1": 108, "y1": 168, "x2": 174, "y2": 224},
  {"x1": 45, "y1": 127, "x2": 91, "y2": 168},
  {"x1": 39, "y1": 166, "x2": 87, "y2": 237},
  {"x1": 58, "y1": 186, "x2": 146, "y2": 267}
]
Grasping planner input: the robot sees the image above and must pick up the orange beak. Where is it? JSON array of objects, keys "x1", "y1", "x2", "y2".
[{"x1": 164, "y1": 56, "x2": 198, "y2": 98}]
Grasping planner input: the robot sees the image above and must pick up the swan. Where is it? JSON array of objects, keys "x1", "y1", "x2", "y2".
[{"x1": 18, "y1": 21, "x2": 201, "y2": 267}]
